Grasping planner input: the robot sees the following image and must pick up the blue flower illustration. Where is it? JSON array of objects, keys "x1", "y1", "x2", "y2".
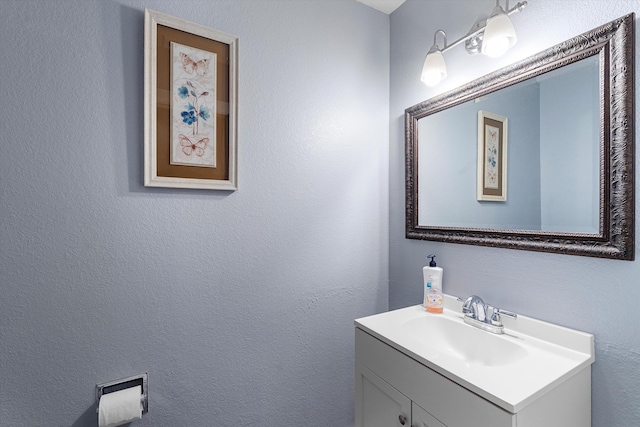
[
  {"x1": 181, "y1": 110, "x2": 198, "y2": 125},
  {"x1": 487, "y1": 147, "x2": 498, "y2": 168},
  {"x1": 177, "y1": 81, "x2": 210, "y2": 134},
  {"x1": 178, "y1": 86, "x2": 189, "y2": 99},
  {"x1": 199, "y1": 106, "x2": 211, "y2": 121}
]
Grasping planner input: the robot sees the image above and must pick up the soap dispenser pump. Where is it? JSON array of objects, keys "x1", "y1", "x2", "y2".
[{"x1": 423, "y1": 254, "x2": 444, "y2": 313}]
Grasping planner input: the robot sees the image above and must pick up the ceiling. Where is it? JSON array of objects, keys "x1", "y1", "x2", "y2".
[{"x1": 356, "y1": 0, "x2": 406, "y2": 15}]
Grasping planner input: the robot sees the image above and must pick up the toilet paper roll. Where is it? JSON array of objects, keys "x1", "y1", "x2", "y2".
[{"x1": 98, "y1": 385, "x2": 143, "y2": 427}]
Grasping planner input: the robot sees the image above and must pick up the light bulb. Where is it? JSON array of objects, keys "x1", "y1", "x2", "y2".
[
  {"x1": 421, "y1": 49, "x2": 447, "y2": 86},
  {"x1": 483, "y1": 36, "x2": 510, "y2": 57},
  {"x1": 481, "y1": 6, "x2": 517, "y2": 57}
]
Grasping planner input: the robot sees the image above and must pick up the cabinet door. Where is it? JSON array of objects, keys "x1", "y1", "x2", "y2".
[
  {"x1": 412, "y1": 402, "x2": 446, "y2": 427},
  {"x1": 355, "y1": 362, "x2": 411, "y2": 427}
]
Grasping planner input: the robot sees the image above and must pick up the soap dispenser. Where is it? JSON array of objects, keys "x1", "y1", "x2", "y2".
[{"x1": 423, "y1": 254, "x2": 443, "y2": 314}]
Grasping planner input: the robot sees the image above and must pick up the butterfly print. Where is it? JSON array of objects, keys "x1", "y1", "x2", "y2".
[
  {"x1": 179, "y1": 53, "x2": 210, "y2": 76},
  {"x1": 487, "y1": 171, "x2": 497, "y2": 185},
  {"x1": 489, "y1": 129, "x2": 497, "y2": 140},
  {"x1": 179, "y1": 134, "x2": 210, "y2": 157}
]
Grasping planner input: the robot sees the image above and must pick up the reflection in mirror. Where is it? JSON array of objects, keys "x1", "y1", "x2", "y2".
[
  {"x1": 405, "y1": 14, "x2": 634, "y2": 260},
  {"x1": 418, "y1": 56, "x2": 600, "y2": 233}
]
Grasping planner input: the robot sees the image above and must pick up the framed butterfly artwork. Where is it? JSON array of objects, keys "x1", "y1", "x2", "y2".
[
  {"x1": 477, "y1": 110, "x2": 507, "y2": 201},
  {"x1": 144, "y1": 9, "x2": 238, "y2": 190}
]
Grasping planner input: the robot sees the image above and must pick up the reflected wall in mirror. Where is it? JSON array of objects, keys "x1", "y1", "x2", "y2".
[
  {"x1": 405, "y1": 14, "x2": 634, "y2": 260},
  {"x1": 418, "y1": 56, "x2": 600, "y2": 232}
]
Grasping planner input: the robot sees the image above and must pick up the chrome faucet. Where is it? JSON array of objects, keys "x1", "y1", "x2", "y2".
[{"x1": 459, "y1": 295, "x2": 517, "y2": 334}]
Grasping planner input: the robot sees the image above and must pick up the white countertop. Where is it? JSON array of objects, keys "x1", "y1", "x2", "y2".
[{"x1": 354, "y1": 294, "x2": 595, "y2": 413}]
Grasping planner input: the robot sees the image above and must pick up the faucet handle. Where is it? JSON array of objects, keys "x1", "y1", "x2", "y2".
[
  {"x1": 489, "y1": 307, "x2": 517, "y2": 327},
  {"x1": 495, "y1": 308, "x2": 517, "y2": 319},
  {"x1": 459, "y1": 296, "x2": 473, "y2": 315},
  {"x1": 490, "y1": 311, "x2": 503, "y2": 327},
  {"x1": 490, "y1": 307, "x2": 518, "y2": 327}
]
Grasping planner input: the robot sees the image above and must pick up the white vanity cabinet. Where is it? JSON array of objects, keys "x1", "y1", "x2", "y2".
[
  {"x1": 355, "y1": 362, "x2": 411, "y2": 427},
  {"x1": 355, "y1": 328, "x2": 513, "y2": 427},
  {"x1": 355, "y1": 358, "x2": 445, "y2": 427},
  {"x1": 354, "y1": 300, "x2": 594, "y2": 427}
]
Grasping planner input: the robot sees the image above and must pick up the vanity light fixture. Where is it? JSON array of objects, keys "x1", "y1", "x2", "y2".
[
  {"x1": 482, "y1": 2, "x2": 519, "y2": 57},
  {"x1": 421, "y1": 0, "x2": 527, "y2": 86},
  {"x1": 421, "y1": 30, "x2": 448, "y2": 86}
]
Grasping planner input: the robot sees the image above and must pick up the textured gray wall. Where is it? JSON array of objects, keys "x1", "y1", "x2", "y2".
[
  {"x1": 390, "y1": 1, "x2": 640, "y2": 426},
  {"x1": 0, "y1": 0, "x2": 389, "y2": 425}
]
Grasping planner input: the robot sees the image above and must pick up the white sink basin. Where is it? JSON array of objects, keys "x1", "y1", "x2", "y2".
[
  {"x1": 401, "y1": 315, "x2": 528, "y2": 366},
  {"x1": 355, "y1": 294, "x2": 595, "y2": 413}
]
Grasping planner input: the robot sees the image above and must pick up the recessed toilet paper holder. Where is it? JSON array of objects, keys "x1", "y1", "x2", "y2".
[{"x1": 96, "y1": 373, "x2": 148, "y2": 415}]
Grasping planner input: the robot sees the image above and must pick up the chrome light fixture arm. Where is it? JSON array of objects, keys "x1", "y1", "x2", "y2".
[{"x1": 430, "y1": 29, "x2": 447, "y2": 52}]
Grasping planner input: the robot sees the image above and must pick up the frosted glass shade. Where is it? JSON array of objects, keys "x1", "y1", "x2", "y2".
[
  {"x1": 421, "y1": 50, "x2": 447, "y2": 86},
  {"x1": 481, "y1": 6, "x2": 517, "y2": 58}
]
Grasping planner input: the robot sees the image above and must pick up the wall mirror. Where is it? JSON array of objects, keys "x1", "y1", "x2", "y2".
[{"x1": 405, "y1": 14, "x2": 634, "y2": 260}]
